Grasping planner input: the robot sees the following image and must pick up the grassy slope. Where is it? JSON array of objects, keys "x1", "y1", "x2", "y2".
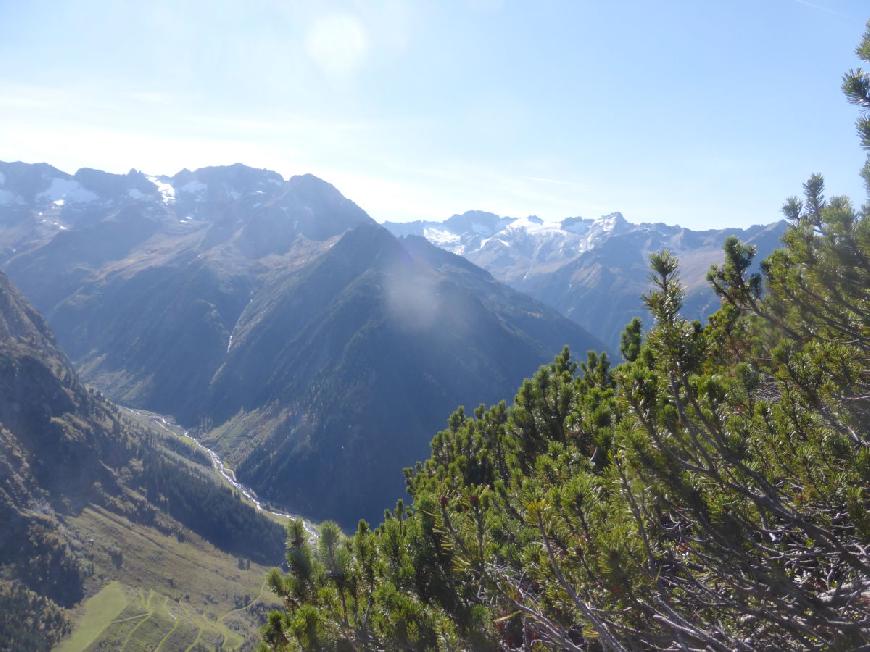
[
  {"x1": 55, "y1": 582, "x2": 127, "y2": 652},
  {"x1": 55, "y1": 507, "x2": 282, "y2": 651},
  {"x1": 53, "y1": 409, "x2": 288, "y2": 652}
]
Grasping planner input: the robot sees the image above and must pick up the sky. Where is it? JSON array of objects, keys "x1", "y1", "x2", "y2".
[{"x1": 0, "y1": 0, "x2": 868, "y2": 228}]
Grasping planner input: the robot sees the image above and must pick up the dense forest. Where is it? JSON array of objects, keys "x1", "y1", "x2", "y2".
[{"x1": 259, "y1": 24, "x2": 870, "y2": 652}]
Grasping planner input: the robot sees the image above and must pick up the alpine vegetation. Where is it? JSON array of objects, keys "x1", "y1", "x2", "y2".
[{"x1": 260, "y1": 23, "x2": 870, "y2": 652}]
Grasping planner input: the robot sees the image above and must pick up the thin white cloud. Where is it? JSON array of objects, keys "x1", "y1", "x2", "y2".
[{"x1": 790, "y1": 0, "x2": 847, "y2": 18}]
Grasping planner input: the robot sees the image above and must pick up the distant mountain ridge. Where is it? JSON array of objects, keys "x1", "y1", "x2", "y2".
[
  {"x1": 0, "y1": 161, "x2": 602, "y2": 527},
  {"x1": 384, "y1": 209, "x2": 629, "y2": 262},
  {"x1": 384, "y1": 210, "x2": 787, "y2": 350},
  {"x1": 1, "y1": 161, "x2": 374, "y2": 422},
  {"x1": 0, "y1": 161, "x2": 372, "y2": 263}
]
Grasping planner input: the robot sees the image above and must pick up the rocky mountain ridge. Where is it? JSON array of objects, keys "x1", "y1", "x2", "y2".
[{"x1": 384, "y1": 210, "x2": 787, "y2": 350}]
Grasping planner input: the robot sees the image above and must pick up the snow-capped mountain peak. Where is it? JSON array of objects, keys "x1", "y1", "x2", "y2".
[
  {"x1": 383, "y1": 209, "x2": 632, "y2": 269},
  {"x1": 597, "y1": 211, "x2": 625, "y2": 232},
  {"x1": 384, "y1": 208, "x2": 786, "y2": 354}
]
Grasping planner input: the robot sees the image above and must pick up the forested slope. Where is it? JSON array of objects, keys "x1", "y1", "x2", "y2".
[{"x1": 0, "y1": 270, "x2": 285, "y2": 650}]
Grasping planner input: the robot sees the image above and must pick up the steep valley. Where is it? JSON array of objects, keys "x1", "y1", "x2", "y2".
[
  {"x1": 0, "y1": 269, "x2": 287, "y2": 650},
  {"x1": 0, "y1": 161, "x2": 602, "y2": 528}
]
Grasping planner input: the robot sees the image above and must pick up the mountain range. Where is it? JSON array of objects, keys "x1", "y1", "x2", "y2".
[
  {"x1": 0, "y1": 159, "x2": 794, "y2": 649},
  {"x1": 384, "y1": 210, "x2": 786, "y2": 351},
  {"x1": 0, "y1": 161, "x2": 601, "y2": 527},
  {"x1": 0, "y1": 160, "x2": 787, "y2": 530}
]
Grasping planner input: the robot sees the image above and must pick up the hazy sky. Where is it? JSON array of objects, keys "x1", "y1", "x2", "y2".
[{"x1": 0, "y1": 0, "x2": 867, "y2": 227}]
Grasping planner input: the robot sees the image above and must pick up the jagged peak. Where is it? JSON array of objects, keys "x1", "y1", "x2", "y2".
[
  {"x1": 595, "y1": 212, "x2": 627, "y2": 231},
  {"x1": 171, "y1": 163, "x2": 284, "y2": 189},
  {"x1": 285, "y1": 173, "x2": 343, "y2": 196}
]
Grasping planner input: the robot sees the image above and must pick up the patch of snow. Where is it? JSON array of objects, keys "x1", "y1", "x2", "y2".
[
  {"x1": 478, "y1": 235, "x2": 513, "y2": 250},
  {"x1": 41, "y1": 219, "x2": 67, "y2": 230},
  {"x1": 147, "y1": 175, "x2": 176, "y2": 204},
  {"x1": 423, "y1": 227, "x2": 466, "y2": 254},
  {"x1": 179, "y1": 180, "x2": 207, "y2": 196},
  {"x1": 52, "y1": 198, "x2": 65, "y2": 207},
  {"x1": 423, "y1": 227, "x2": 461, "y2": 247},
  {"x1": 417, "y1": 209, "x2": 633, "y2": 265},
  {"x1": 503, "y1": 215, "x2": 564, "y2": 236},
  {"x1": 37, "y1": 178, "x2": 98, "y2": 204},
  {"x1": 561, "y1": 217, "x2": 593, "y2": 235},
  {"x1": 595, "y1": 212, "x2": 625, "y2": 233}
]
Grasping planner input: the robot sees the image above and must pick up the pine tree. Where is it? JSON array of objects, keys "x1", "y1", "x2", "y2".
[{"x1": 261, "y1": 18, "x2": 870, "y2": 652}]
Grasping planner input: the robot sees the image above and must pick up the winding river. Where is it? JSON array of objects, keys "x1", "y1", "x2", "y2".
[{"x1": 127, "y1": 407, "x2": 318, "y2": 539}]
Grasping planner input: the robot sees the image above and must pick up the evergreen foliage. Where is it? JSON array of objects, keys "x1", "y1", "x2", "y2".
[
  {"x1": 140, "y1": 450, "x2": 285, "y2": 565},
  {"x1": 261, "y1": 26, "x2": 870, "y2": 651},
  {"x1": 844, "y1": 20, "x2": 870, "y2": 202},
  {"x1": 0, "y1": 581, "x2": 70, "y2": 652}
]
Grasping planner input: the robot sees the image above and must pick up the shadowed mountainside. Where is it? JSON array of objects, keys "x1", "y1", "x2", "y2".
[
  {"x1": 0, "y1": 269, "x2": 285, "y2": 650},
  {"x1": 0, "y1": 161, "x2": 602, "y2": 526}
]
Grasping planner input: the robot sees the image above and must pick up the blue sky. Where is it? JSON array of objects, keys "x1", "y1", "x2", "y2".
[{"x1": 0, "y1": 0, "x2": 867, "y2": 227}]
